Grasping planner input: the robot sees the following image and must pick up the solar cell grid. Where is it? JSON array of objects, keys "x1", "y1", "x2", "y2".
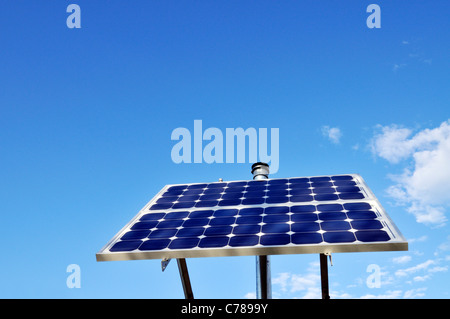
[{"x1": 97, "y1": 174, "x2": 408, "y2": 261}]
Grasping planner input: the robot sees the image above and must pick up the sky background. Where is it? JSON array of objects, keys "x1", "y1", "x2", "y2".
[{"x1": 1, "y1": 1, "x2": 449, "y2": 299}]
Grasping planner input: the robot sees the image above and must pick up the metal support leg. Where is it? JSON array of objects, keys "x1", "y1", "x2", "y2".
[
  {"x1": 320, "y1": 253, "x2": 330, "y2": 299},
  {"x1": 177, "y1": 258, "x2": 194, "y2": 299},
  {"x1": 256, "y1": 255, "x2": 272, "y2": 299}
]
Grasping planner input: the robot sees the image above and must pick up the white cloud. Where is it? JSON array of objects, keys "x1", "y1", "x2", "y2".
[
  {"x1": 413, "y1": 275, "x2": 431, "y2": 282},
  {"x1": 360, "y1": 290, "x2": 403, "y2": 299},
  {"x1": 403, "y1": 287, "x2": 427, "y2": 298},
  {"x1": 243, "y1": 292, "x2": 256, "y2": 299},
  {"x1": 392, "y1": 255, "x2": 412, "y2": 264},
  {"x1": 272, "y1": 262, "x2": 322, "y2": 299},
  {"x1": 370, "y1": 120, "x2": 450, "y2": 226},
  {"x1": 428, "y1": 266, "x2": 448, "y2": 273},
  {"x1": 395, "y1": 259, "x2": 435, "y2": 277},
  {"x1": 408, "y1": 235, "x2": 428, "y2": 244},
  {"x1": 321, "y1": 126, "x2": 342, "y2": 144}
]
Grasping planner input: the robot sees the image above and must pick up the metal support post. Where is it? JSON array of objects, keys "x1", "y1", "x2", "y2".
[
  {"x1": 252, "y1": 162, "x2": 272, "y2": 299},
  {"x1": 320, "y1": 253, "x2": 330, "y2": 299},
  {"x1": 256, "y1": 255, "x2": 271, "y2": 299},
  {"x1": 177, "y1": 258, "x2": 194, "y2": 299}
]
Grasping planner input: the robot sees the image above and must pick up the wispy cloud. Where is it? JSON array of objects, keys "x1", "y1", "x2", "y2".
[
  {"x1": 393, "y1": 39, "x2": 432, "y2": 72},
  {"x1": 271, "y1": 261, "x2": 322, "y2": 299},
  {"x1": 321, "y1": 126, "x2": 342, "y2": 144}
]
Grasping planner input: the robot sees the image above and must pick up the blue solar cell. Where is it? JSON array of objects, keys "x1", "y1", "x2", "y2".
[
  {"x1": 355, "y1": 230, "x2": 390, "y2": 242},
  {"x1": 268, "y1": 179, "x2": 288, "y2": 184},
  {"x1": 289, "y1": 182, "x2": 310, "y2": 189},
  {"x1": 344, "y1": 202, "x2": 371, "y2": 210},
  {"x1": 289, "y1": 188, "x2": 312, "y2": 195},
  {"x1": 262, "y1": 223, "x2": 289, "y2": 234},
  {"x1": 121, "y1": 230, "x2": 151, "y2": 240},
  {"x1": 199, "y1": 236, "x2": 229, "y2": 248},
  {"x1": 333, "y1": 181, "x2": 356, "y2": 186},
  {"x1": 188, "y1": 184, "x2": 207, "y2": 189},
  {"x1": 213, "y1": 209, "x2": 238, "y2": 217},
  {"x1": 320, "y1": 221, "x2": 351, "y2": 231},
  {"x1": 172, "y1": 201, "x2": 196, "y2": 209},
  {"x1": 323, "y1": 231, "x2": 356, "y2": 243},
  {"x1": 162, "y1": 189, "x2": 184, "y2": 196},
  {"x1": 229, "y1": 235, "x2": 259, "y2": 247},
  {"x1": 227, "y1": 182, "x2": 247, "y2": 187},
  {"x1": 189, "y1": 210, "x2": 214, "y2": 219},
  {"x1": 131, "y1": 221, "x2": 159, "y2": 230},
  {"x1": 337, "y1": 186, "x2": 360, "y2": 193},
  {"x1": 195, "y1": 200, "x2": 219, "y2": 207},
  {"x1": 110, "y1": 240, "x2": 142, "y2": 252},
  {"x1": 246, "y1": 185, "x2": 266, "y2": 192},
  {"x1": 313, "y1": 187, "x2": 336, "y2": 194},
  {"x1": 311, "y1": 181, "x2": 333, "y2": 188},
  {"x1": 156, "y1": 220, "x2": 184, "y2": 229},
  {"x1": 291, "y1": 213, "x2": 318, "y2": 222},
  {"x1": 177, "y1": 227, "x2": 205, "y2": 237},
  {"x1": 139, "y1": 239, "x2": 171, "y2": 251},
  {"x1": 266, "y1": 190, "x2": 289, "y2": 196},
  {"x1": 150, "y1": 203, "x2": 173, "y2": 210},
  {"x1": 289, "y1": 178, "x2": 309, "y2": 183},
  {"x1": 202, "y1": 188, "x2": 224, "y2": 195},
  {"x1": 199, "y1": 194, "x2": 222, "y2": 200},
  {"x1": 140, "y1": 213, "x2": 165, "y2": 221},
  {"x1": 167, "y1": 185, "x2": 187, "y2": 191},
  {"x1": 247, "y1": 180, "x2": 267, "y2": 186},
  {"x1": 263, "y1": 214, "x2": 289, "y2": 223},
  {"x1": 178, "y1": 195, "x2": 200, "y2": 201},
  {"x1": 290, "y1": 205, "x2": 316, "y2": 213},
  {"x1": 317, "y1": 204, "x2": 343, "y2": 212},
  {"x1": 236, "y1": 215, "x2": 263, "y2": 224},
  {"x1": 331, "y1": 175, "x2": 353, "y2": 181},
  {"x1": 339, "y1": 193, "x2": 365, "y2": 200},
  {"x1": 165, "y1": 211, "x2": 189, "y2": 220},
  {"x1": 265, "y1": 206, "x2": 289, "y2": 214},
  {"x1": 351, "y1": 220, "x2": 383, "y2": 230},
  {"x1": 218, "y1": 199, "x2": 242, "y2": 206},
  {"x1": 310, "y1": 177, "x2": 331, "y2": 182},
  {"x1": 291, "y1": 232, "x2": 323, "y2": 244},
  {"x1": 169, "y1": 238, "x2": 199, "y2": 249},
  {"x1": 233, "y1": 224, "x2": 260, "y2": 235},
  {"x1": 347, "y1": 211, "x2": 377, "y2": 219},
  {"x1": 318, "y1": 212, "x2": 347, "y2": 221},
  {"x1": 242, "y1": 198, "x2": 265, "y2": 205},
  {"x1": 221, "y1": 192, "x2": 243, "y2": 199},
  {"x1": 266, "y1": 196, "x2": 289, "y2": 204},
  {"x1": 149, "y1": 228, "x2": 178, "y2": 239},
  {"x1": 291, "y1": 222, "x2": 320, "y2": 232},
  {"x1": 243, "y1": 191, "x2": 266, "y2": 198},
  {"x1": 239, "y1": 207, "x2": 264, "y2": 216},
  {"x1": 209, "y1": 217, "x2": 235, "y2": 226},
  {"x1": 157, "y1": 196, "x2": 179, "y2": 203},
  {"x1": 204, "y1": 226, "x2": 232, "y2": 236},
  {"x1": 224, "y1": 187, "x2": 246, "y2": 193},
  {"x1": 183, "y1": 189, "x2": 203, "y2": 195},
  {"x1": 183, "y1": 218, "x2": 210, "y2": 227},
  {"x1": 267, "y1": 184, "x2": 289, "y2": 190},
  {"x1": 260, "y1": 234, "x2": 290, "y2": 246},
  {"x1": 290, "y1": 195, "x2": 314, "y2": 202},
  {"x1": 207, "y1": 183, "x2": 227, "y2": 188},
  {"x1": 314, "y1": 194, "x2": 339, "y2": 201}
]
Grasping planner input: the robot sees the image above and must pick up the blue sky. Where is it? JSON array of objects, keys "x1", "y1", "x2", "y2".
[{"x1": 1, "y1": 1, "x2": 449, "y2": 298}]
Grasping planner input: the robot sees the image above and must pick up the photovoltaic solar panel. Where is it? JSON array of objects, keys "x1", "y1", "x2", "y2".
[{"x1": 96, "y1": 174, "x2": 407, "y2": 262}]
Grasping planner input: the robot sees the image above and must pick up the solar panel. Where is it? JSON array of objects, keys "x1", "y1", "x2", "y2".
[{"x1": 96, "y1": 174, "x2": 407, "y2": 262}]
